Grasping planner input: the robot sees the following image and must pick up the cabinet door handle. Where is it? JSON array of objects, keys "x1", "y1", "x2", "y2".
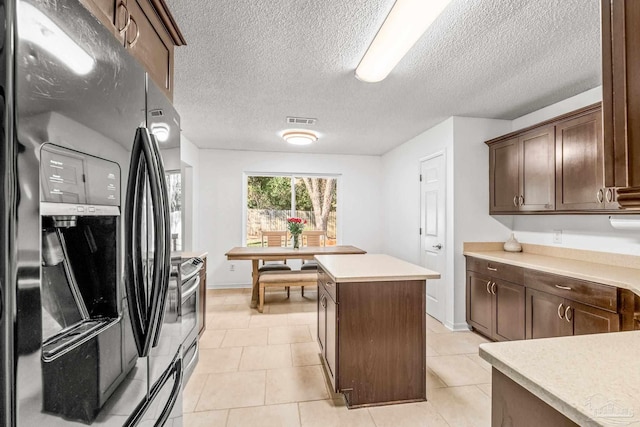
[
  {"x1": 519, "y1": 195, "x2": 524, "y2": 206},
  {"x1": 117, "y1": 1, "x2": 131, "y2": 35},
  {"x1": 320, "y1": 295, "x2": 326, "y2": 308},
  {"x1": 596, "y1": 188, "x2": 604, "y2": 203},
  {"x1": 606, "y1": 188, "x2": 613, "y2": 203},
  {"x1": 326, "y1": 281, "x2": 334, "y2": 288},
  {"x1": 555, "y1": 285, "x2": 572, "y2": 291},
  {"x1": 487, "y1": 266, "x2": 497, "y2": 272},
  {"x1": 565, "y1": 306, "x2": 572, "y2": 322},
  {"x1": 491, "y1": 282, "x2": 496, "y2": 295},
  {"x1": 486, "y1": 280, "x2": 492, "y2": 293},
  {"x1": 557, "y1": 303, "x2": 564, "y2": 319},
  {"x1": 513, "y1": 195, "x2": 519, "y2": 208},
  {"x1": 127, "y1": 17, "x2": 140, "y2": 48}
]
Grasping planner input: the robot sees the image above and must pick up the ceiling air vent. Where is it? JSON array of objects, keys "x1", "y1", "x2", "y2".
[{"x1": 286, "y1": 116, "x2": 316, "y2": 126}]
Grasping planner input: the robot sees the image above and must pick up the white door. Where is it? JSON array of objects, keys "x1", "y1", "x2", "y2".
[{"x1": 420, "y1": 154, "x2": 446, "y2": 323}]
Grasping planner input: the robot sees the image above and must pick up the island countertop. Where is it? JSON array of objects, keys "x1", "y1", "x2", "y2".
[
  {"x1": 480, "y1": 331, "x2": 640, "y2": 427},
  {"x1": 315, "y1": 254, "x2": 440, "y2": 283}
]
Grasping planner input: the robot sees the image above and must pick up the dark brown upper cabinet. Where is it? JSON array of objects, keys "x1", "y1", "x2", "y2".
[
  {"x1": 489, "y1": 138, "x2": 519, "y2": 213},
  {"x1": 486, "y1": 103, "x2": 631, "y2": 214},
  {"x1": 602, "y1": 0, "x2": 640, "y2": 208},
  {"x1": 519, "y1": 126, "x2": 556, "y2": 212},
  {"x1": 488, "y1": 126, "x2": 555, "y2": 214},
  {"x1": 555, "y1": 109, "x2": 617, "y2": 210},
  {"x1": 79, "y1": 0, "x2": 186, "y2": 100}
]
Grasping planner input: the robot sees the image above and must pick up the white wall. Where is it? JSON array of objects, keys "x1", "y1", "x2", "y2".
[
  {"x1": 451, "y1": 117, "x2": 513, "y2": 327},
  {"x1": 380, "y1": 117, "x2": 512, "y2": 329},
  {"x1": 512, "y1": 86, "x2": 602, "y2": 131},
  {"x1": 199, "y1": 149, "x2": 384, "y2": 287},
  {"x1": 508, "y1": 86, "x2": 640, "y2": 255},
  {"x1": 181, "y1": 136, "x2": 200, "y2": 251},
  {"x1": 381, "y1": 119, "x2": 454, "y2": 265}
]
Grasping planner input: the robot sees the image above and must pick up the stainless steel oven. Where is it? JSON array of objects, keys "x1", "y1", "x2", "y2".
[{"x1": 180, "y1": 257, "x2": 203, "y2": 382}]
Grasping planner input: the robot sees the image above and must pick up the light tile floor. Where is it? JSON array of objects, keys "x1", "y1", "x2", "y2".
[{"x1": 184, "y1": 288, "x2": 492, "y2": 427}]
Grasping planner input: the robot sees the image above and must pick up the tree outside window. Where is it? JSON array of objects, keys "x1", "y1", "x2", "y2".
[{"x1": 246, "y1": 175, "x2": 337, "y2": 246}]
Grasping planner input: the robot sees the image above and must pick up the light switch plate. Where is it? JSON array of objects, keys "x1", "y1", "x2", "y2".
[{"x1": 553, "y1": 230, "x2": 562, "y2": 244}]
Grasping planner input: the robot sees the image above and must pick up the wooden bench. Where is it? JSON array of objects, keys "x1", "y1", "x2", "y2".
[{"x1": 258, "y1": 271, "x2": 318, "y2": 313}]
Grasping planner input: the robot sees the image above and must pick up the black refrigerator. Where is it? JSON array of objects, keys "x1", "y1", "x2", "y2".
[{"x1": 0, "y1": 0, "x2": 184, "y2": 425}]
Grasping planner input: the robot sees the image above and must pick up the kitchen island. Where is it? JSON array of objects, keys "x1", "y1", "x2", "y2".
[
  {"x1": 480, "y1": 331, "x2": 640, "y2": 427},
  {"x1": 314, "y1": 254, "x2": 440, "y2": 408}
]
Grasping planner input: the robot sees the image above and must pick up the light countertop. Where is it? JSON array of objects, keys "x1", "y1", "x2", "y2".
[
  {"x1": 314, "y1": 254, "x2": 440, "y2": 283},
  {"x1": 463, "y1": 249, "x2": 640, "y2": 296},
  {"x1": 480, "y1": 331, "x2": 640, "y2": 427}
]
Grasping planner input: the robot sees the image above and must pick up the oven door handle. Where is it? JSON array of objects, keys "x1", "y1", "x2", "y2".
[
  {"x1": 181, "y1": 275, "x2": 200, "y2": 306},
  {"x1": 181, "y1": 265, "x2": 202, "y2": 283}
]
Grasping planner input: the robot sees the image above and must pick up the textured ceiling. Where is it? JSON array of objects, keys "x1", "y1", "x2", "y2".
[{"x1": 165, "y1": 0, "x2": 601, "y2": 155}]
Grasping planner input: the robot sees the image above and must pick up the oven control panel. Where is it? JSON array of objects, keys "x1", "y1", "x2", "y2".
[{"x1": 181, "y1": 257, "x2": 203, "y2": 282}]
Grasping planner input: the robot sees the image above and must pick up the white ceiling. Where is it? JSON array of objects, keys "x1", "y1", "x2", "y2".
[{"x1": 165, "y1": 0, "x2": 601, "y2": 156}]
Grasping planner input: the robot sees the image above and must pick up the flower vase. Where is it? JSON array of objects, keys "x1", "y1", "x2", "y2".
[{"x1": 293, "y1": 234, "x2": 300, "y2": 249}]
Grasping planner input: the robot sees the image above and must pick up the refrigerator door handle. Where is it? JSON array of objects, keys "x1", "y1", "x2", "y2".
[
  {"x1": 147, "y1": 133, "x2": 171, "y2": 348},
  {"x1": 124, "y1": 129, "x2": 147, "y2": 357},
  {"x1": 124, "y1": 349, "x2": 183, "y2": 427},
  {"x1": 124, "y1": 127, "x2": 167, "y2": 357},
  {"x1": 154, "y1": 355, "x2": 183, "y2": 426}
]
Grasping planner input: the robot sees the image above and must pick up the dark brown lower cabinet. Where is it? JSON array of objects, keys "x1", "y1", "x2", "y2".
[
  {"x1": 198, "y1": 256, "x2": 207, "y2": 336},
  {"x1": 571, "y1": 299, "x2": 620, "y2": 335},
  {"x1": 526, "y1": 288, "x2": 572, "y2": 339},
  {"x1": 467, "y1": 272, "x2": 493, "y2": 337},
  {"x1": 526, "y1": 288, "x2": 620, "y2": 339},
  {"x1": 317, "y1": 267, "x2": 426, "y2": 408},
  {"x1": 493, "y1": 280, "x2": 526, "y2": 341},
  {"x1": 467, "y1": 256, "x2": 627, "y2": 343},
  {"x1": 466, "y1": 272, "x2": 525, "y2": 341},
  {"x1": 492, "y1": 369, "x2": 578, "y2": 427}
]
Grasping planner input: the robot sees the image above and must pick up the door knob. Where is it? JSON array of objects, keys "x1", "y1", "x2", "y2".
[{"x1": 432, "y1": 244, "x2": 442, "y2": 250}]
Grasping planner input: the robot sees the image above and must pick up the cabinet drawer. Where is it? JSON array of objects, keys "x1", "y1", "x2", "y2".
[
  {"x1": 524, "y1": 269, "x2": 617, "y2": 312},
  {"x1": 466, "y1": 257, "x2": 524, "y2": 284},
  {"x1": 317, "y1": 267, "x2": 337, "y2": 302}
]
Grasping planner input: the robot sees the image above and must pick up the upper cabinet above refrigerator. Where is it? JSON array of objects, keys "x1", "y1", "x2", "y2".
[
  {"x1": 601, "y1": 0, "x2": 640, "y2": 209},
  {"x1": 79, "y1": 0, "x2": 187, "y2": 100}
]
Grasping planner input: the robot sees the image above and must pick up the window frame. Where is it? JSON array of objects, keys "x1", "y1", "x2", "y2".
[{"x1": 242, "y1": 172, "x2": 342, "y2": 246}]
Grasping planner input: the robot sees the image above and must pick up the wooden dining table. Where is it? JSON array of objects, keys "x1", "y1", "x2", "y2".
[{"x1": 225, "y1": 245, "x2": 367, "y2": 308}]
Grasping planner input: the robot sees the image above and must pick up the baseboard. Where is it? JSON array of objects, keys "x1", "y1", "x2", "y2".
[
  {"x1": 445, "y1": 320, "x2": 471, "y2": 332},
  {"x1": 208, "y1": 283, "x2": 252, "y2": 289}
]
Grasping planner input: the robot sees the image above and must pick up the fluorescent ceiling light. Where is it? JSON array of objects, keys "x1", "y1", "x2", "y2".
[
  {"x1": 355, "y1": 0, "x2": 453, "y2": 83},
  {"x1": 151, "y1": 122, "x2": 170, "y2": 142},
  {"x1": 19, "y1": 2, "x2": 96, "y2": 75},
  {"x1": 282, "y1": 130, "x2": 318, "y2": 146}
]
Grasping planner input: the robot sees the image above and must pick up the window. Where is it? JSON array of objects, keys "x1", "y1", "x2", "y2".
[
  {"x1": 165, "y1": 170, "x2": 182, "y2": 251},
  {"x1": 246, "y1": 174, "x2": 338, "y2": 246}
]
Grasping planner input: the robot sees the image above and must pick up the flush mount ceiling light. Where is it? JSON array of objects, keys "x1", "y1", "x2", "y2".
[
  {"x1": 355, "y1": 0, "x2": 453, "y2": 83},
  {"x1": 282, "y1": 130, "x2": 318, "y2": 146},
  {"x1": 151, "y1": 122, "x2": 170, "y2": 142}
]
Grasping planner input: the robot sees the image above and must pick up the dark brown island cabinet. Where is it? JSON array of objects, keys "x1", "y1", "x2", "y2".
[
  {"x1": 79, "y1": 0, "x2": 186, "y2": 100},
  {"x1": 466, "y1": 256, "x2": 637, "y2": 342},
  {"x1": 314, "y1": 254, "x2": 439, "y2": 408}
]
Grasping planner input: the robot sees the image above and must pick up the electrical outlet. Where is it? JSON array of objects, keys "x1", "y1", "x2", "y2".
[
  {"x1": 229, "y1": 264, "x2": 235, "y2": 272},
  {"x1": 553, "y1": 230, "x2": 562, "y2": 244}
]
